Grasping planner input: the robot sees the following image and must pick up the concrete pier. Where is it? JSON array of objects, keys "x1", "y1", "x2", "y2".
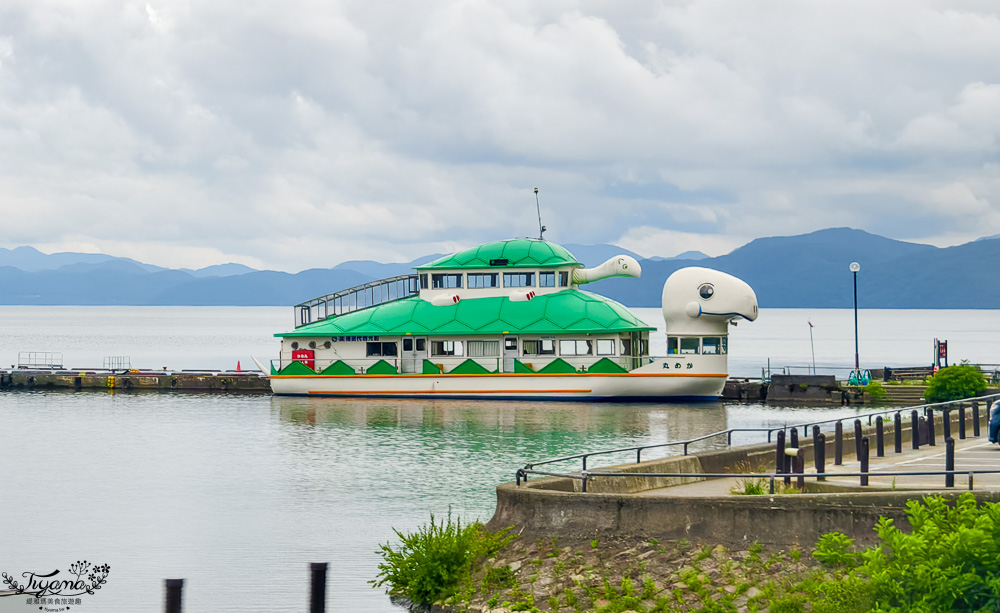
[{"x1": 0, "y1": 369, "x2": 271, "y2": 393}]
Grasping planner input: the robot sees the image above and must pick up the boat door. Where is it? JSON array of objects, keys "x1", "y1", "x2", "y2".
[
  {"x1": 503, "y1": 336, "x2": 518, "y2": 373},
  {"x1": 401, "y1": 337, "x2": 427, "y2": 373}
]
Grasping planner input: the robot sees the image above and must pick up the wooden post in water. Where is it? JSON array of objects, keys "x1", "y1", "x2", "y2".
[
  {"x1": 310, "y1": 562, "x2": 328, "y2": 613},
  {"x1": 164, "y1": 579, "x2": 183, "y2": 613}
]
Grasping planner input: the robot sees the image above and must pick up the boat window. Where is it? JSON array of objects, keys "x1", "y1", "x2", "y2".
[
  {"x1": 366, "y1": 342, "x2": 398, "y2": 357},
  {"x1": 721, "y1": 337, "x2": 728, "y2": 354},
  {"x1": 504, "y1": 338, "x2": 517, "y2": 351},
  {"x1": 596, "y1": 339, "x2": 615, "y2": 356},
  {"x1": 559, "y1": 271, "x2": 569, "y2": 287},
  {"x1": 420, "y1": 274, "x2": 428, "y2": 289},
  {"x1": 559, "y1": 340, "x2": 592, "y2": 356},
  {"x1": 431, "y1": 273, "x2": 463, "y2": 289},
  {"x1": 291, "y1": 341, "x2": 299, "y2": 350},
  {"x1": 468, "y1": 340, "x2": 500, "y2": 357},
  {"x1": 621, "y1": 339, "x2": 631, "y2": 356},
  {"x1": 667, "y1": 337, "x2": 679, "y2": 354},
  {"x1": 416, "y1": 338, "x2": 426, "y2": 351},
  {"x1": 703, "y1": 337, "x2": 724, "y2": 355},
  {"x1": 403, "y1": 338, "x2": 413, "y2": 352},
  {"x1": 641, "y1": 339, "x2": 649, "y2": 356},
  {"x1": 503, "y1": 272, "x2": 535, "y2": 287},
  {"x1": 679, "y1": 338, "x2": 700, "y2": 354},
  {"x1": 539, "y1": 272, "x2": 556, "y2": 287},
  {"x1": 468, "y1": 273, "x2": 499, "y2": 288},
  {"x1": 431, "y1": 340, "x2": 464, "y2": 356},
  {"x1": 522, "y1": 339, "x2": 555, "y2": 355}
]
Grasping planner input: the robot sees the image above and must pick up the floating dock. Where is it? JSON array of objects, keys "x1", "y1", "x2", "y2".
[{"x1": 0, "y1": 369, "x2": 271, "y2": 393}]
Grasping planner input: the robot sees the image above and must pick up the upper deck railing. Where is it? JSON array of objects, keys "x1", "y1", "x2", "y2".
[{"x1": 294, "y1": 274, "x2": 420, "y2": 328}]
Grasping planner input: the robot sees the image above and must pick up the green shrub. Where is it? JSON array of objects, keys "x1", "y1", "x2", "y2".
[
  {"x1": 812, "y1": 532, "x2": 856, "y2": 567},
  {"x1": 371, "y1": 511, "x2": 512, "y2": 605},
  {"x1": 865, "y1": 379, "x2": 887, "y2": 401},
  {"x1": 924, "y1": 363, "x2": 986, "y2": 402},
  {"x1": 731, "y1": 476, "x2": 769, "y2": 495},
  {"x1": 812, "y1": 493, "x2": 1000, "y2": 611}
]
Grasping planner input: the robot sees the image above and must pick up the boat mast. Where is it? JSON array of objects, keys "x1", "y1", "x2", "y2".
[{"x1": 534, "y1": 187, "x2": 546, "y2": 240}]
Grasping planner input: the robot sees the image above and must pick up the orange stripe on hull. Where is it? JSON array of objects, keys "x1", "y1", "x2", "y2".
[{"x1": 307, "y1": 389, "x2": 593, "y2": 395}]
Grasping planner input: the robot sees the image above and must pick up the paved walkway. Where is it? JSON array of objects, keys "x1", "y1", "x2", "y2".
[{"x1": 637, "y1": 433, "x2": 1000, "y2": 497}]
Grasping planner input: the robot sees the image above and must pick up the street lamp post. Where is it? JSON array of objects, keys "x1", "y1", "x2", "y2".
[{"x1": 849, "y1": 262, "x2": 861, "y2": 372}]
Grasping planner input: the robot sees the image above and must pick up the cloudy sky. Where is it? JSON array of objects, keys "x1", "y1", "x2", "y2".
[{"x1": 1, "y1": 1, "x2": 998, "y2": 271}]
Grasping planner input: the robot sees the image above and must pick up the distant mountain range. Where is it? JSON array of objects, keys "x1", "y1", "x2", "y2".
[{"x1": 0, "y1": 229, "x2": 996, "y2": 308}]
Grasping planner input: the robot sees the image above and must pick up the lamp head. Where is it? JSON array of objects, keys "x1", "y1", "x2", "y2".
[{"x1": 849, "y1": 262, "x2": 861, "y2": 273}]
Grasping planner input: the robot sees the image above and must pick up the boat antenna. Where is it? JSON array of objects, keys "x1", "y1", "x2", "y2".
[{"x1": 534, "y1": 187, "x2": 546, "y2": 240}]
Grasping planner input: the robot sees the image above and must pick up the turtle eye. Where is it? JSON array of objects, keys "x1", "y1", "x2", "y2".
[{"x1": 698, "y1": 284, "x2": 714, "y2": 300}]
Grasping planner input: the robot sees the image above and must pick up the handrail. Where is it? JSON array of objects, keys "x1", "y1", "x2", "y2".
[
  {"x1": 521, "y1": 393, "x2": 1000, "y2": 473},
  {"x1": 294, "y1": 274, "x2": 419, "y2": 328},
  {"x1": 516, "y1": 468, "x2": 1000, "y2": 493}
]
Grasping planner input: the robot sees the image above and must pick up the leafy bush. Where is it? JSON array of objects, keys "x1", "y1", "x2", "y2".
[
  {"x1": 812, "y1": 493, "x2": 1000, "y2": 611},
  {"x1": 371, "y1": 511, "x2": 512, "y2": 605},
  {"x1": 865, "y1": 379, "x2": 887, "y2": 401},
  {"x1": 924, "y1": 363, "x2": 986, "y2": 402},
  {"x1": 812, "y1": 532, "x2": 856, "y2": 566}
]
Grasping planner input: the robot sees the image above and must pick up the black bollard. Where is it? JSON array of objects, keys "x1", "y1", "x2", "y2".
[
  {"x1": 854, "y1": 419, "x2": 863, "y2": 458},
  {"x1": 973, "y1": 401, "x2": 981, "y2": 437},
  {"x1": 790, "y1": 427, "x2": 799, "y2": 449},
  {"x1": 945, "y1": 438, "x2": 955, "y2": 488},
  {"x1": 860, "y1": 437, "x2": 869, "y2": 486},
  {"x1": 816, "y1": 432, "x2": 826, "y2": 481},
  {"x1": 775, "y1": 430, "x2": 786, "y2": 474},
  {"x1": 927, "y1": 408, "x2": 936, "y2": 446},
  {"x1": 959, "y1": 403, "x2": 967, "y2": 439},
  {"x1": 812, "y1": 425, "x2": 821, "y2": 450},
  {"x1": 894, "y1": 412, "x2": 902, "y2": 453},
  {"x1": 876, "y1": 416, "x2": 885, "y2": 457},
  {"x1": 165, "y1": 579, "x2": 184, "y2": 613},
  {"x1": 310, "y1": 562, "x2": 328, "y2": 613},
  {"x1": 911, "y1": 410, "x2": 920, "y2": 449},
  {"x1": 835, "y1": 421, "x2": 844, "y2": 465},
  {"x1": 795, "y1": 449, "x2": 805, "y2": 490},
  {"x1": 943, "y1": 408, "x2": 951, "y2": 441}
]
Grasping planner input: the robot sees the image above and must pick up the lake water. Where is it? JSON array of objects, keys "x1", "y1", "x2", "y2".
[{"x1": 0, "y1": 306, "x2": 997, "y2": 612}]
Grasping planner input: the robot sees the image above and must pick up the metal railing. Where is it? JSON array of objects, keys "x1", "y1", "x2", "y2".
[
  {"x1": 17, "y1": 352, "x2": 63, "y2": 369},
  {"x1": 294, "y1": 274, "x2": 419, "y2": 328},
  {"x1": 518, "y1": 393, "x2": 1000, "y2": 475}
]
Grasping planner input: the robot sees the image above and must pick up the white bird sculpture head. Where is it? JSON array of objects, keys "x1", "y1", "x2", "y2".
[{"x1": 661, "y1": 267, "x2": 758, "y2": 335}]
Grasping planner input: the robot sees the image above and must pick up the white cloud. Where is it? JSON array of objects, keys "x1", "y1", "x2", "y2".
[{"x1": 0, "y1": 0, "x2": 999, "y2": 270}]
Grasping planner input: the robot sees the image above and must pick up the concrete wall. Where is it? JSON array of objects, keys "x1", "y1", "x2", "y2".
[{"x1": 490, "y1": 404, "x2": 996, "y2": 547}]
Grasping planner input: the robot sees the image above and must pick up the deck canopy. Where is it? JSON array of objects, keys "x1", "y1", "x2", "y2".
[
  {"x1": 277, "y1": 290, "x2": 653, "y2": 338},
  {"x1": 415, "y1": 238, "x2": 584, "y2": 271}
]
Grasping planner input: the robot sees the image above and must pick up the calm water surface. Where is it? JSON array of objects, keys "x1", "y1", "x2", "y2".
[{"x1": 0, "y1": 306, "x2": 997, "y2": 612}]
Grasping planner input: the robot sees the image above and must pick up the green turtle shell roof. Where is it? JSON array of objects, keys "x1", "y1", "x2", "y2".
[
  {"x1": 277, "y1": 290, "x2": 653, "y2": 338},
  {"x1": 415, "y1": 238, "x2": 583, "y2": 270}
]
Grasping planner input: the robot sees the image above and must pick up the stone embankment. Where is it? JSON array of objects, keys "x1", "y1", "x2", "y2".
[{"x1": 0, "y1": 369, "x2": 270, "y2": 393}]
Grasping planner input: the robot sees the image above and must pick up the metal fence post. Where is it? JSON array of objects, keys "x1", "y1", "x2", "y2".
[
  {"x1": 795, "y1": 449, "x2": 805, "y2": 490},
  {"x1": 942, "y1": 408, "x2": 952, "y2": 441},
  {"x1": 927, "y1": 408, "x2": 936, "y2": 446},
  {"x1": 854, "y1": 419, "x2": 863, "y2": 458},
  {"x1": 945, "y1": 438, "x2": 955, "y2": 488},
  {"x1": 876, "y1": 416, "x2": 884, "y2": 457},
  {"x1": 165, "y1": 579, "x2": 184, "y2": 613},
  {"x1": 816, "y1": 432, "x2": 826, "y2": 481},
  {"x1": 911, "y1": 410, "x2": 920, "y2": 449},
  {"x1": 959, "y1": 403, "x2": 967, "y2": 439},
  {"x1": 310, "y1": 563, "x2": 328, "y2": 613},
  {"x1": 860, "y1": 437, "x2": 869, "y2": 486},
  {"x1": 835, "y1": 421, "x2": 843, "y2": 465},
  {"x1": 775, "y1": 430, "x2": 785, "y2": 473},
  {"x1": 812, "y1": 425, "x2": 820, "y2": 450},
  {"x1": 894, "y1": 412, "x2": 902, "y2": 453}
]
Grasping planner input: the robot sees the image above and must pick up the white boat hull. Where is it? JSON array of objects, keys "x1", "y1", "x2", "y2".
[{"x1": 270, "y1": 369, "x2": 727, "y2": 400}]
